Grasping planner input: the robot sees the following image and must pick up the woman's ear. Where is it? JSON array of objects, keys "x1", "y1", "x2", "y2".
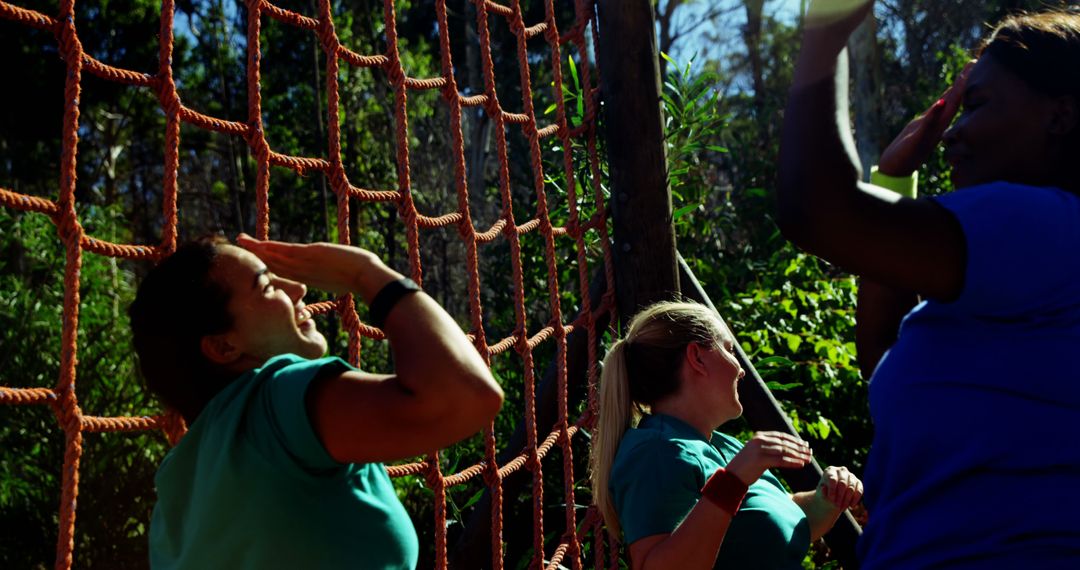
[
  {"x1": 200, "y1": 333, "x2": 241, "y2": 366},
  {"x1": 684, "y1": 342, "x2": 709, "y2": 376},
  {"x1": 1048, "y1": 95, "x2": 1079, "y2": 137}
]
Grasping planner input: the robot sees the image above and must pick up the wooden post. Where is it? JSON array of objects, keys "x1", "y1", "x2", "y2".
[{"x1": 598, "y1": 0, "x2": 679, "y2": 319}]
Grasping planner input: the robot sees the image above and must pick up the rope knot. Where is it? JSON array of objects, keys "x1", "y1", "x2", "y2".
[
  {"x1": 482, "y1": 463, "x2": 501, "y2": 487},
  {"x1": 423, "y1": 465, "x2": 445, "y2": 491}
]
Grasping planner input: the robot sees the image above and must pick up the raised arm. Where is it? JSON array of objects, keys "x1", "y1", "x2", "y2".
[
  {"x1": 628, "y1": 432, "x2": 812, "y2": 570},
  {"x1": 238, "y1": 235, "x2": 504, "y2": 464},
  {"x1": 776, "y1": 0, "x2": 966, "y2": 300}
]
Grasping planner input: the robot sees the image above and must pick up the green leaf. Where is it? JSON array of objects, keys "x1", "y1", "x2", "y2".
[
  {"x1": 461, "y1": 488, "x2": 485, "y2": 510},
  {"x1": 672, "y1": 203, "x2": 697, "y2": 222},
  {"x1": 817, "y1": 416, "x2": 832, "y2": 439},
  {"x1": 756, "y1": 355, "x2": 795, "y2": 368},
  {"x1": 782, "y1": 332, "x2": 802, "y2": 352},
  {"x1": 765, "y1": 381, "x2": 800, "y2": 392}
]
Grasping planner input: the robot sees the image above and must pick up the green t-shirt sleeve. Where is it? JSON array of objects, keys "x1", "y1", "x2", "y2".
[
  {"x1": 246, "y1": 354, "x2": 354, "y2": 475},
  {"x1": 611, "y1": 438, "x2": 706, "y2": 544}
]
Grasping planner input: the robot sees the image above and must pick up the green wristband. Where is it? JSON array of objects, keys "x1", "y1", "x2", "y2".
[{"x1": 870, "y1": 166, "x2": 918, "y2": 199}]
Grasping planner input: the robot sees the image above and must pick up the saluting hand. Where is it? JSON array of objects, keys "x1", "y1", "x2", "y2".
[
  {"x1": 237, "y1": 234, "x2": 400, "y2": 301},
  {"x1": 878, "y1": 61, "x2": 975, "y2": 178}
]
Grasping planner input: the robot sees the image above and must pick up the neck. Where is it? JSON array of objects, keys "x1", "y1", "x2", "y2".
[
  {"x1": 651, "y1": 399, "x2": 724, "y2": 441},
  {"x1": 226, "y1": 353, "x2": 265, "y2": 376}
]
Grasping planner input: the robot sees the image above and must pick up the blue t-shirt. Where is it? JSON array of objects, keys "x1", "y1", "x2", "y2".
[
  {"x1": 610, "y1": 414, "x2": 810, "y2": 569},
  {"x1": 150, "y1": 354, "x2": 419, "y2": 569},
  {"x1": 861, "y1": 183, "x2": 1080, "y2": 568}
]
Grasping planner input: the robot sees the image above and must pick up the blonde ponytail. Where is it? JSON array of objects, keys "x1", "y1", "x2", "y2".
[{"x1": 590, "y1": 339, "x2": 635, "y2": 535}]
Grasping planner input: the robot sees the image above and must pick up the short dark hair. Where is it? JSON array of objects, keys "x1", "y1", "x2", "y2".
[
  {"x1": 129, "y1": 236, "x2": 235, "y2": 423},
  {"x1": 981, "y1": 11, "x2": 1080, "y2": 101}
]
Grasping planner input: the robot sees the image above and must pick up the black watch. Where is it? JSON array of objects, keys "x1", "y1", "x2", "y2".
[{"x1": 369, "y1": 278, "x2": 421, "y2": 328}]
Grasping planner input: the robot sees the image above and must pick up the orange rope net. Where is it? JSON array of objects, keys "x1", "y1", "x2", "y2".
[{"x1": 0, "y1": 0, "x2": 619, "y2": 568}]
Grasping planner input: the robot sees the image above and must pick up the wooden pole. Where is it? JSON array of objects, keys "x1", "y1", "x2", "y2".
[{"x1": 598, "y1": 0, "x2": 679, "y2": 319}]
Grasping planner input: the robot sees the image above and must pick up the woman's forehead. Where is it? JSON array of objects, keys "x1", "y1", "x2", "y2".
[{"x1": 213, "y1": 245, "x2": 265, "y2": 281}]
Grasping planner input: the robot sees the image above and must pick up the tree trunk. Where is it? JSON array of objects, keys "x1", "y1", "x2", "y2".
[
  {"x1": 743, "y1": 0, "x2": 767, "y2": 142},
  {"x1": 600, "y1": 0, "x2": 679, "y2": 319},
  {"x1": 848, "y1": 10, "x2": 883, "y2": 178},
  {"x1": 655, "y1": 0, "x2": 682, "y2": 78}
]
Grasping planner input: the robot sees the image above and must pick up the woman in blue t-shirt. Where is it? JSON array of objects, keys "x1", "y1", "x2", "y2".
[
  {"x1": 129, "y1": 235, "x2": 504, "y2": 569},
  {"x1": 780, "y1": 2, "x2": 1080, "y2": 567},
  {"x1": 590, "y1": 301, "x2": 863, "y2": 569}
]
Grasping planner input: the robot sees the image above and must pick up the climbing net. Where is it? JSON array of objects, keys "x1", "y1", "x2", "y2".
[{"x1": 0, "y1": 0, "x2": 618, "y2": 568}]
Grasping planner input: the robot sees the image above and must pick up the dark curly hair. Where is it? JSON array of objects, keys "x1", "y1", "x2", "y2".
[{"x1": 129, "y1": 236, "x2": 235, "y2": 423}]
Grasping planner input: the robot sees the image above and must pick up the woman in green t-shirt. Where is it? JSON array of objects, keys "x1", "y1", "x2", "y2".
[
  {"x1": 130, "y1": 235, "x2": 504, "y2": 569},
  {"x1": 590, "y1": 301, "x2": 862, "y2": 569}
]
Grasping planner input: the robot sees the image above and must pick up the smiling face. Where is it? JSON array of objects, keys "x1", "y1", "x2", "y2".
[
  {"x1": 206, "y1": 245, "x2": 327, "y2": 370},
  {"x1": 681, "y1": 321, "x2": 746, "y2": 426},
  {"x1": 707, "y1": 325, "x2": 746, "y2": 419},
  {"x1": 944, "y1": 55, "x2": 1064, "y2": 190}
]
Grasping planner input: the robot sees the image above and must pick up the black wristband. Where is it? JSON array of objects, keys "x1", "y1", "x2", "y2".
[{"x1": 369, "y1": 277, "x2": 421, "y2": 328}]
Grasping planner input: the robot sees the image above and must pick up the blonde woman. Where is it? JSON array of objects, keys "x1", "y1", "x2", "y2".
[{"x1": 590, "y1": 302, "x2": 862, "y2": 569}]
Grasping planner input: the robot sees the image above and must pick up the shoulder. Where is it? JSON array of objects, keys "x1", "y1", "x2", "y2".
[
  {"x1": 612, "y1": 429, "x2": 708, "y2": 484},
  {"x1": 240, "y1": 355, "x2": 358, "y2": 473},
  {"x1": 199, "y1": 354, "x2": 350, "y2": 417},
  {"x1": 253, "y1": 353, "x2": 354, "y2": 381},
  {"x1": 931, "y1": 182, "x2": 1080, "y2": 242},
  {"x1": 929, "y1": 183, "x2": 1080, "y2": 314},
  {"x1": 610, "y1": 430, "x2": 713, "y2": 543},
  {"x1": 244, "y1": 354, "x2": 356, "y2": 402},
  {"x1": 932, "y1": 183, "x2": 1080, "y2": 220},
  {"x1": 245, "y1": 353, "x2": 355, "y2": 426},
  {"x1": 617, "y1": 427, "x2": 704, "y2": 462},
  {"x1": 710, "y1": 432, "x2": 744, "y2": 451}
]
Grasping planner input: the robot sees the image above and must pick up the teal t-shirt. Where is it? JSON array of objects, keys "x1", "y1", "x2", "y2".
[
  {"x1": 149, "y1": 354, "x2": 419, "y2": 569},
  {"x1": 610, "y1": 414, "x2": 810, "y2": 569}
]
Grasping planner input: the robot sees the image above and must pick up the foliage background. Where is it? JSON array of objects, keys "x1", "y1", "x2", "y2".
[{"x1": 0, "y1": 0, "x2": 1060, "y2": 567}]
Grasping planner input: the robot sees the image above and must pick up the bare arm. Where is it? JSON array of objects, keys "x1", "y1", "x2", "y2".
[
  {"x1": 776, "y1": 1, "x2": 965, "y2": 300},
  {"x1": 852, "y1": 61, "x2": 975, "y2": 376},
  {"x1": 238, "y1": 236, "x2": 504, "y2": 464},
  {"x1": 629, "y1": 433, "x2": 812, "y2": 570}
]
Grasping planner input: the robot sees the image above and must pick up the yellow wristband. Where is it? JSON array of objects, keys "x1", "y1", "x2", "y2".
[{"x1": 870, "y1": 166, "x2": 918, "y2": 199}]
